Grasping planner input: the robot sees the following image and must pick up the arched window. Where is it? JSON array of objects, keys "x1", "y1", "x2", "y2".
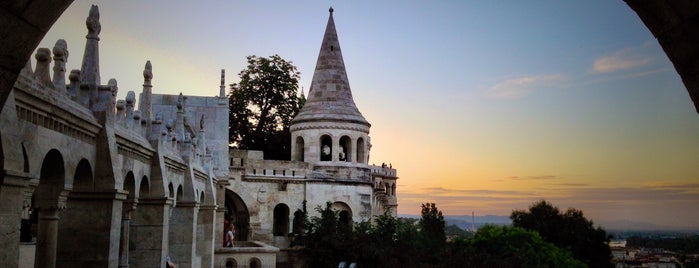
[
  {"x1": 225, "y1": 258, "x2": 237, "y2": 268},
  {"x1": 273, "y1": 203, "x2": 290, "y2": 236},
  {"x1": 168, "y1": 183, "x2": 175, "y2": 198},
  {"x1": 139, "y1": 176, "x2": 150, "y2": 199},
  {"x1": 320, "y1": 135, "x2": 332, "y2": 161},
  {"x1": 356, "y1": 137, "x2": 365, "y2": 163},
  {"x1": 249, "y1": 257, "x2": 261, "y2": 268},
  {"x1": 295, "y1": 136, "x2": 305, "y2": 161},
  {"x1": 339, "y1": 136, "x2": 352, "y2": 162}
]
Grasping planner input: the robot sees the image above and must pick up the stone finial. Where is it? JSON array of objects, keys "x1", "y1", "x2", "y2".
[
  {"x1": 329, "y1": 6, "x2": 334, "y2": 14},
  {"x1": 125, "y1": 91, "x2": 135, "y2": 106},
  {"x1": 52, "y1": 39, "x2": 69, "y2": 90},
  {"x1": 108, "y1": 78, "x2": 118, "y2": 98},
  {"x1": 219, "y1": 69, "x2": 226, "y2": 98},
  {"x1": 177, "y1": 92, "x2": 184, "y2": 110},
  {"x1": 166, "y1": 119, "x2": 173, "y2": 132},
  {"x1": 69, "y1": 69, "x2": 80, "y2": 82},
  {"x1": 86, "y1": 5, "x2": 101, "y2": 39},
  {"x1": 34, "y1": 48, "x2": 53, "y2": 88},
  {"x1": 116, "y1": 100, "x2": 126, "y2": 110},
  {"x1": 154, "y1": 112, "x2": 163, "y2": 124},
  {"x1": 143, "y1": 60, "x2": 153, "y2": 83}
]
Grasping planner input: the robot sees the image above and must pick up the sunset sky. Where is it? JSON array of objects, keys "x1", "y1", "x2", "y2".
[{"x1": 38, "y1": 1, "x2": 699, "y2": 228}]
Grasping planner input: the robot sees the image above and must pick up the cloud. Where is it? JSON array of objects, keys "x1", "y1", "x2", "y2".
[
  {"x1": 591, "y1": 44, "x2": 654, "y2": 73},
  {"x1": 506, "y1": 175, "x2": 560, "y2": 181},
  {"x1": 487, "y1": 74, "x2": 563, "y2": 98}
]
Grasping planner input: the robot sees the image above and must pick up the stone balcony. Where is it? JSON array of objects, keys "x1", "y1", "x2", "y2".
[{"x1": 214, "y1": 241, "x2": 279, "y2": 268}]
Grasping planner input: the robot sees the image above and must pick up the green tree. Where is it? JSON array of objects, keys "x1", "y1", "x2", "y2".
[
  {"x1": 511, "y1": 200, "x2": 613, "y2": 268},
  {"x1": 419, "y1": 203, "x2": 446, "y2": 265},
  {"x1": 228, "y1": 54, "x2": 304, "y2": 160},
  {"x1": 464, "y1": 225, "x2": 586, "y2": 268}
]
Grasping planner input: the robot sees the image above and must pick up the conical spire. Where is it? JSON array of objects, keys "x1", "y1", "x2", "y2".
[
  {"x1": 80, "y1": 5, "x2": 101, "y2": 85},
  {"x1": 291, "y1": 7, "x2": 369, "y2": 126}
]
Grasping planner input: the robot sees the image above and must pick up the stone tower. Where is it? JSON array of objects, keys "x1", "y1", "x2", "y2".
[{"x1": 290, "y1": 7, "x2": 371, "y2": 172}]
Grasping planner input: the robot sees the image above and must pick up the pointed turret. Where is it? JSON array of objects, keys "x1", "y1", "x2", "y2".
[
  {"x1": 291, "y1": 7, "x2": 369, "y2": 126},
  {"x1": 219, "y1": 69, "x2": 226, "y2": 98},
  {"x1": 80, "y1": 5, "x2": 101, "y2": 86},
  {"x1": 290, "y1": 8, "x2": 371, "y2": 166}
]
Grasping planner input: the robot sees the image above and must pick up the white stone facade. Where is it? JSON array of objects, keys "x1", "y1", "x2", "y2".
[{"x1": 0, "y1": 5, "x2": 397, "y2": 268}]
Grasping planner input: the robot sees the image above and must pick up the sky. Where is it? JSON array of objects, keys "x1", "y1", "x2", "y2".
[{"x1": 37, "y1": 1, "x2": 699, "y2": 228}]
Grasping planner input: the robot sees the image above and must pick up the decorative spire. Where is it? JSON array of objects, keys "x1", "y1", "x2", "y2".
[
  {"x1": 291, "y1": 7, "x2": 369, "y2": 126},
  {"x1": 139, "y1": 60, "x2": 153, "y2": 128},
  {"x1": 86, "y1": 5, "x2": 101, "y2": 39},
  {"x1": 34, "y1": 48, "x2": 53, "y2": 88},
  {"x1": 52, "y1": 39, "x2": 68, "y2": 91},
  {"x1": 143, "y1": 60, "x2": 153, "y2": 85},
  {"x1": 80, "y1": 5, "x2": 101, "y2": 85},
  {"x1": 219, "y1": 69, "x2": 226, "y2": 98}
]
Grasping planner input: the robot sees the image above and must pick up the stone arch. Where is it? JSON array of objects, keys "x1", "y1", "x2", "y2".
[
  {"x1": 331, "y1": 201, "x2": 353, "y2": 225},
  {"x1": 356, "y1": 137, "x2": 365, "y2": 164},
  {"x1": 294, "y1": 136, "x2": 305, "y2": 161},
  {"x1": 273, "y1": 203, "x2": 290, "y2": 236},
  {"x1": 176, "y1": 185, "x2": 183, "y2": 205},
  {"x1": 124, "y1": 172, "x2": 136, "y2": 200},
  {"x1": 21, "y1": 142, "x2": 28, "y2": 172},
  {"x1": 225, "y1": 189, "x2": 249, "y2": 241},
  {"x1": 339, "y1": 136, "x2": 352, "y2": 162},
  {"x1": 73, "y1": 158, "x2": 93, "y2": 191},
  {"x1": 35, "y1": 149, "x2": 66, "y2": 268},
  {"x1": 138, "y1": 176, "x2": 149, "y2": 199},
  {"x1": 168, "y1": 183, "x2": 174, "y2": 198},
  {"x1": 200, "y1": 190, "x2": 205, "y2": 203},
  {"x1": 249, "y1": 257, "x2": 261, "y2": 268},
  {"x1": 0, "y1": 1, "x2": 74, "y2": 112},
  {"x1": 225, "y1": 258, "x2": 237, "y2": 268},
  {"x1": 320, "y1": 135, "x2": 332, "y2": 161}
]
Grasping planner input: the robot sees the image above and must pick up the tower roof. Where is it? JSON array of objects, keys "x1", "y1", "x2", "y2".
[{"x1": 291, "y1": 8, "x2": 370, "y2": 126}]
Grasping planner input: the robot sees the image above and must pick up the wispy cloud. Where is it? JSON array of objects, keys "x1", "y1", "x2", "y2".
[
  {"x1": 506, "y1": 175, "x2": 560, "y2": 181},
  {"x1": 487, "y1": 74, "x2": 563, "y2": 98},
  {"x1": 591, "y1": 44, "x2": 655, "y2": 73}
]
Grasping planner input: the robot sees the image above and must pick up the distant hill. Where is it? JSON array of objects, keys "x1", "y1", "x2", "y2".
[
  {"x1": 399, "y1": 214, "x2": 511, "y2": 231},
  {"x1": 598, "y1": 219, "x2": 699, "y2": 232},
  {"x1": 399, "y1": 214, "x2": 699, "y2": 232}
]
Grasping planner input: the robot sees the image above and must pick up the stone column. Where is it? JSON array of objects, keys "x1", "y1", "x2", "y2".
[
  {"x1": 0, "y1": 172, "x2": 29, "y2": 268},
  {"x1": 332, "y1": 137, "x2": 340, "y2": 162},
  {"x1": 129, "y1": 197, "x2": 172, "y2": 268},
  {"x1": 214, "y1": 180, "x2": 229, "y2": 250},
  {"x1": 119, "y1": 201, "x2": 137, "y2": 268},
  {"x1": 168, "y1": 201, "x2": 199, "y2": 268},
  {"x1": 197, "y1": 204, "x2": 216, "y2": 268},
  {"x1": 34, "y1": 207, "x2": 60, "y2": 268},
  {"x1": 350, "y1": 138, "x2": 357, "y2": 163},
  {"x1": 56, "y1": 190, "x2": 126, "y2": 267}
]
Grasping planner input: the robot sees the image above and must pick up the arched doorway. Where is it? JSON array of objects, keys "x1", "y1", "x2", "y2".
[
  {"x1": 225, "y1": 189, "x2": 249, "y2": 241},
  {"x1": 273, "y1": 203, "x2": 290, "y2": 236},
  {"x1": 35, "y1": 149, "x2": 66, "y2": 268}
]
